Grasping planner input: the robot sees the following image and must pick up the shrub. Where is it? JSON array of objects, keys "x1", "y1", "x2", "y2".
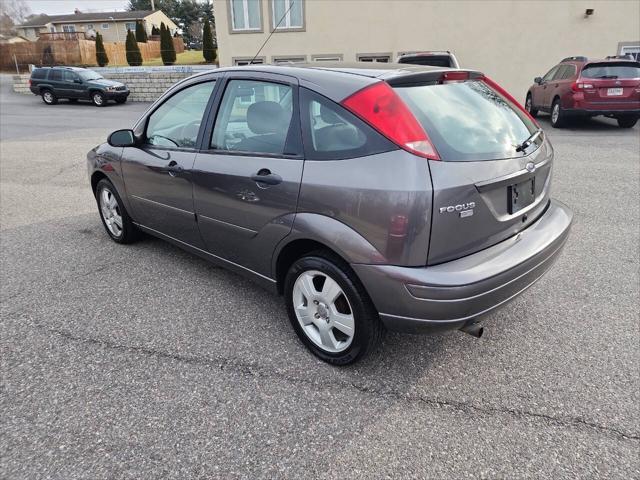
[
  {"x1": 125, "y1": 30, "x2": 143, "y2": 66},
  {"x1": 95, "y1": 32, "x2": 109, "y2": 67},
  {"x1": 202, "y1": 19, "x2": 216, "y2": 64},
  {"x1": 160, "y1": 22, "x2": 176, "y2": 65},
  {"x1": 151, "y1": 25, "x2": 160, "y2": 35},
  {"x1": 135, "y1": 20, "x2": 148, "y2": 43}
]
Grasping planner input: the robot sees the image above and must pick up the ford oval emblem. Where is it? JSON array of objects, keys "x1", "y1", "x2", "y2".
[{"x1": 525, "y1": 162, "x2": 536, "y2": 173}]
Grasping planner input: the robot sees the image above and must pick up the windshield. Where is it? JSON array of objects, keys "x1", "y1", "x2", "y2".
[
  {"x1": 394, "y1": 80, "x2": 539, "y2": 161},
  {"x1": 78, "y1": 70, "x2": 103, "y2": 81},
  {"x1": 581, "y1": 62, "x2": 640, "y2": 79}
]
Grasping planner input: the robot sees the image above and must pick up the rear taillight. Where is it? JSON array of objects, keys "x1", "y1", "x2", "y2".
[
  {"x1": 28, "y1": 79, "x2": 32, "y2": 86},
  {"x1": 571, "y1": 81, "x2": 594, "y2": 91},
  {"x1": 341, "y1": 82, "x2": 440, "y2": 160},
  {"x1": 481, "y1": 75, "x2": 540, "y2": 127}
]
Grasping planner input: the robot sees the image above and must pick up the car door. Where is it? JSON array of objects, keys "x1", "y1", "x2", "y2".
[
  {"x1": 542, "y1": 65, "x2": 568, "y2": 108},
  {"x1": 533, "y1": 65, "x2": 559, "y2": 109},
  {"x1": 120, "y1": 79, "x2": 218, "y2": 248},
  {"x1": 192, "y1": 73, "x2": 304, "y2": 277},
  {"x1": 63, "y1": 70, "x2": 84, "y2": 98}
]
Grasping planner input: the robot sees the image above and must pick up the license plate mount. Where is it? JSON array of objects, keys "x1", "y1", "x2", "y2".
[
  {"x1": 508, "y1": 178, "x2": 535, "y2": 214},
  {"x1": 607, "y1": 87, "x2": 623, "y2": 96}
]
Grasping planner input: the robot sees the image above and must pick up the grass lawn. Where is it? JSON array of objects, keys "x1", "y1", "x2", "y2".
[{"x1": 144, "y1": 50, "x2": 214, "y2": 66}]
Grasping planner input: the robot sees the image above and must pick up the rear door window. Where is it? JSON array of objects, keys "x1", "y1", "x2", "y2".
[
  {"x1": 211, "y1": 79, "x2": 295, "y2": 156},
  {"x1": 394, "y1": 80, "x2": 539, "y2": 162},
  {"x1": 49, "y1": 70, "x2": 63, "y2": 81},
  {"x1": 300, "y1": 88, "x2": 395, "y2": 160},
  {"x1": 581, "y1": 62, "x2": 640, "y2": 79},
  {"x1": 542, "y1": 65, "x2": 560, "y2": 82}
]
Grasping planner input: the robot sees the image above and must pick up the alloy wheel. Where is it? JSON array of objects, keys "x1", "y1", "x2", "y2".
[
  {"x1": 93, "y1": 93, "x2": 104, "y2": 106},
  {"x1": 292, "y1": 270, "x2": 355, "y2": 353},
  {"x1": 99, "y1": 187, "x2": 123, "y2": 237},
  {"x1": 551, "y1": 103, "x2": 560, "y2": 124},
  {"x1": 525, "y1": 96, "x2": 532, "y2": 112},
  {"x1": 43, "y1": 92, "x2": 53, "y2": 103}
]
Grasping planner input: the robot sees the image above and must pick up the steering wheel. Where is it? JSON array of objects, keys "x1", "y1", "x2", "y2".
[{"x1": 179, "y1": 120, "x2": 201, "y2": 146}]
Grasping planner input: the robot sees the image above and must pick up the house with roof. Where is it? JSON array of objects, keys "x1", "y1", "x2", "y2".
[{"x1": 15, "y1": 9, "x2": 178, "y2": 43}]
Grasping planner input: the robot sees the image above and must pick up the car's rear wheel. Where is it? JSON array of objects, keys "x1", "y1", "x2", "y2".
[
  {"x1": 41, "y1": 89, "x2": 57, "y2": 105},
  {"x1": 617, "y1": 116, "x2": 638, "y2": 128},
  {"x1": 92, "y1": 91, "x2": 107, "y2": 107},
  {"x1": 550, "y1": 98, "x2": 566, "y2": 128},
  {"x1": 525, "y1": 93, "x2": 538, "y2": 117},
  {"x1": 284, "y1": 251, "x2": 383, "y2": 365},
  {"x1": 95, "y1": 179, "x2": 139, "y2": 244}
]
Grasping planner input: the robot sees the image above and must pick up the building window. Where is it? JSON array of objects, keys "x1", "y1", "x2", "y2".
[
  {"x1": 312, "y1": 54, "x2": 343, "y2": 62},
  {"x1": 230, "y1": 0, "x2": 262, "y2": 31},
  {"x1": 233, "y1": 57, "x2": 265, "y2": 66},
  {"x1": 125, "y1": 22, "x2": 136, "y2": 32},
  {"x1": 62, "y1": 25, "x2": 76, "y2": 33},
  {"x1": 86, "y1": 24, "x2": 94, "y2": 30},
  {"x1": 101, "y1": 23, "x2": 110, "y2": 29},
  {"x1": 357, "y1": 53, "x2": 391, "y2": 63},
  {"x1": 49, "y1": 26, "x2": 55, "y2": 33},
  {"x1": 272, "y1": 55, "x2": 306, "y2": 64},
  {"x1": 272, "y1": 0, "x2": 303, "y2": 30}
]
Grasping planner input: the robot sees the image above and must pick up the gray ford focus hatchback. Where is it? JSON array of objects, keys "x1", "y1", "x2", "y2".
[{"x1": 88, "y1": 64, "x2": 572, "y2": 365}]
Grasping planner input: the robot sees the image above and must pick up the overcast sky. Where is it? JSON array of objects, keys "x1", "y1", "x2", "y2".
[{"x1": 26, "y1": 1, "x2": 131, "y2": 15}]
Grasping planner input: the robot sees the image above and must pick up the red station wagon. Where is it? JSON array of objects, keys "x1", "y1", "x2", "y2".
[{"x1": 525, "y1": 56, "x2": 640, "y2": 128}]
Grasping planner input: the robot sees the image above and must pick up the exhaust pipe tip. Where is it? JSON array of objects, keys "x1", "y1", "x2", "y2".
[{"x1": 460, "y1": 322, "x2": 484, "y2": 338}]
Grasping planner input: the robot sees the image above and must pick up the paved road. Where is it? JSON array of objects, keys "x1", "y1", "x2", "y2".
[{"x1": 1, "y1": 74, "x2": 639, "y2": 479}]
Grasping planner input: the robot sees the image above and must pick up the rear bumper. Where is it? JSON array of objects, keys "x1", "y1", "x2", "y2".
[
  {"x1": 352, "y1": 199, "x2": 573, "y2": 333},
  {"x1": 565, "y1": 108, "x2": 640, "y2": 117}
]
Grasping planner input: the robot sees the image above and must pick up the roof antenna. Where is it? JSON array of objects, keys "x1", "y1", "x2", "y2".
[{"x1": 250, "y1": 0, "x2": 294, "y2": 64}]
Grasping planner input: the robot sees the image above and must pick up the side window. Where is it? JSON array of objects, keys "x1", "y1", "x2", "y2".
[
  {"x1": 49, "y1": 70, "x2": 63, "y2": 81},
  {"x1": 552, "y1": 65, "x2": 569, "y2": 80},
  {"x1": 561, "y1": 64, "x2": 576, "y2": 79},
  {"x1": 211, "y1": 79, "x2": 294, "y2": 155},
  {"x1": 300, "y1": 88, "x2": 395, "y2": 160},
  {"x1": 542, "y1": 65, "x2": 559, "y2": 82},
  {"x1": 146, "y1": 81, "x2": 215, "y2": 149},
  {"x1": 31, "y1": 69, "x2": 46, "y2": 80},
  {"x1": 64, "y1": 71, "x2": 78, "y2": 82}
]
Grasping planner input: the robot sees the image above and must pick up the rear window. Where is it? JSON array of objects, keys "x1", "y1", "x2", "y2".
[
  {"x1": 31, "y1": 69, "x2": 46, "y2": 80},
  {"x1": 581, "y1": 62, "x2": 640, "y2": 79},
  {"x1": 394, "y1": 80, "x2": 538, "y2": 162},
  {"x1": 399, "y1": 56, "x2": 453, "y2": 67}
]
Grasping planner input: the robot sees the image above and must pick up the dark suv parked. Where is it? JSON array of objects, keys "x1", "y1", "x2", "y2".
[
  {"x1": 29, "y1": 66, "x2": 129, "y2": 106},
  {"x1": 88, "y1": 64, "x2": 572, "y2": 365},
  {"x1": 525, "y1": 56, "x2": 640, "y2": 128}
]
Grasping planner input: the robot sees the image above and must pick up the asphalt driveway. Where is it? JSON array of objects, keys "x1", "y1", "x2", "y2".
[{"x1": 1, "y1": 74, "x2": 639, "y2": 479}]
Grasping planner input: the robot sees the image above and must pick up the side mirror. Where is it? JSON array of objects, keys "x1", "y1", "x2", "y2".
[
  {"x1": 108, "y1": 129, "x2": 136, "y2": 147},
  {"x1": 74, "y1": 78, "x2": 82, "y2": 84},
  {"x1": 534, "y1": 77, "x2": 543, "y2": 85}
]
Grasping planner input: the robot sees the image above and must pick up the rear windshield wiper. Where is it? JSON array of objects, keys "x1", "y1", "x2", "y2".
[
  {"x1": 596, "y1": 75, "x2": 618, "y2": 79},
  {"x1": 515, "y1": 129, "x2": 542, "y2": 153}
]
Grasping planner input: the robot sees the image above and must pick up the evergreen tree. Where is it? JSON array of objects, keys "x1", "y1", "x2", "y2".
[
  {"x1": 160, "y1": 22, "x2": 176, "y2": 65},
  {"x1": 95, "y1": 32, "x2": 109, "y2": 67},
  {"x1": 135, "y1": 20, "x2": 148, "y2": 43},
  {"x1": 151, "y1": 25, "x2": 160, "y2": 35},
  {"x1": 202, "y1": 19, "x2": 216, "y2": 64},
  {"x1": 125, "y1": 29, "x2": 143, "y2": 66}
]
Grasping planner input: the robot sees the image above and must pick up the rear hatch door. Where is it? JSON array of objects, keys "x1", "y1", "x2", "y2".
[
  {"x1": 393, "y1": 77, "x2": 552, "y2": 265},
  {"x1": 579, "y1": 61, "x2": 640, "y2": 107}
]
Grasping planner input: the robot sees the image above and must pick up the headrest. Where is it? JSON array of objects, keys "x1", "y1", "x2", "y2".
[
  {"x1": 319, "y1": 104, "x2": 343, "y2": 125},
  {"x1": 247, "y1": 101, "x2": 287, "y2": 134}
]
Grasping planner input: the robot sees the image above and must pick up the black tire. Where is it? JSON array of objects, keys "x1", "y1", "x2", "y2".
[
  {"x1": 41, "y1": 89, "x2": 57, "y2": 105},
  {"x1": 91, "y1": 91, "x2": 107, "y2": 107},
  {"x1": 550, "y1": 98, "x2": 567, "y2": 128},
  {"x1": 525, "y1": 93, "x2": 538, "y2": 117},
  {"x1": 115, "y1": 97, "x2": 127, "y2": 104},
  {"x1": 95, "y1": 179, "x2": 140, "y2": 244},
  {"x1": 284, "y1": 251, "x2": 384, "y2": 365},
  {"x1": 617, "y1": 117, "x2": 638, "y2": 128}
]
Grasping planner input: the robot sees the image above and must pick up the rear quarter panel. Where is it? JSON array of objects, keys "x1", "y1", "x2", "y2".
[
  {"x1": 87, "y1": 143, "x2": 135, "y2": 218},
  {"x1": 296, "y1": 150, "x2": 433, "y2": 266}
]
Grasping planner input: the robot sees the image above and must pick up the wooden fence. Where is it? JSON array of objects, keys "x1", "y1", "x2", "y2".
[{"x1": 1, "y1": 37, "x2": 185, "y2": 71}]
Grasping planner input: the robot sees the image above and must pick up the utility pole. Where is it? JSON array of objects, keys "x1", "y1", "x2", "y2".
[{"x1": 151, "y1": 0, "x2": 155, "y2": 10}]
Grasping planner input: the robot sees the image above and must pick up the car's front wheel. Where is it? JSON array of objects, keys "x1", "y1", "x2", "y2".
[
  {"x1": 550, "y1": 98, "x2": 567, "y2": 128},
  {"x1": 95, "y1": 179, "x2": 139, "y2": 244},
  {"x1": 284, "y1": 252, "x2": 383, "y2": 365},
  {"x1": 525, "y1": 93, "x2": 538, "y2": 117},
  {"x1": 92, "y1": 91, "x2": 107, "y2": 107},
  {"x1": 41, "y1": 89, "x2": 57, "y2": 105},
  {"x1": 617, "y1": 116, "x2": 638, "y2": 128}
]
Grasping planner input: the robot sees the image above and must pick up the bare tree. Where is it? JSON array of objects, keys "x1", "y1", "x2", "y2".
[{"x1": 0, "y1": 0, "x2": 32, "y2": 24}]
